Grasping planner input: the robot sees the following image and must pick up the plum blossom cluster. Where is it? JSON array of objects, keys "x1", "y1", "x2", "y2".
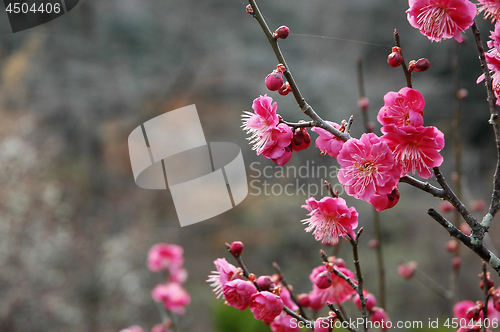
[
  {"x1": 120, "y1": 244, "x2": 190, "y2": 332},
  {"x1": 207, "y1": 243, "x2": 294, "y2": 331},
  {"x1": 478, "y1": 20, "x2": 500, "y2": 105},
  {"x1": 452, "y1": 274, "x2": 500, "y2": 331}
]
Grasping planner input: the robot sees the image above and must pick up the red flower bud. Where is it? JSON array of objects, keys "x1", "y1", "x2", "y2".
[
  {"x1": 387, "y1": 47, "x2": 403, "y2": 67},
  {"x1": 358, "y1": 97, "x2": 369, "y2": 111},
  {"x1": 257, "y1": 275, "x2": 276, "y2": 291},
  {"x1": 452, "y1": 256, "x2": 462, "y2": 270},
  {"x1": 446, "y1": 239, "x2": 458, "y2": 252},
  {"x1": 265, "y1": 71, "x2": 284, "y2": 91},
  {"x1": 414, "y1": 58, "x2": 430, "y2": 72},
  {"x1": 315, "y1": 271, "x2": 333, "y2": 289},
  {"x1": 466, "y1": 302, "x2": 484, "y2": 321},
  {"x1": 480, "y1": 272, "x2": 494, "y2": 290},
  {"x1": 291, "y1": 127, "x2": 311, "y2": 152},
  {"x1": 368, "y1": 239, "x2": 379, "y2": 249},
  {"x1": 274, "y1": 26, "x2": 290, "y2": 39},
  {"x1": 278, "y1": 82, "x2": 292, "y2": 96},
  {"x1": 246, "y1": 4, "x2": 254, "y2": 15},
  {"x1": 230, "y1": 241, "x2": 244, "y2": 256},
  {"x1": 398, "y1": 261, "x2": 417, "y2": 279}
]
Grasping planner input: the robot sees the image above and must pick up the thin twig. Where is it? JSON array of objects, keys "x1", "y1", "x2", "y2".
[
  {"x1": 482, "y1": 262, "x2": 490, "y2": 332},
  {"x1": 372, "y1": 210, "x2": 386, "y2": 310},
  {"x1": 349, "y1": 228, "x2": 369, "y2": 332},
  {"x1": 394, "y1": 30, "x2": 412, "y2": 88},
  {"x1": 280, "y1": 120, "x2": 314, "y2": 128},
  {"x1": 248, "y1": 0, "x2": 351, "y2": 142}
]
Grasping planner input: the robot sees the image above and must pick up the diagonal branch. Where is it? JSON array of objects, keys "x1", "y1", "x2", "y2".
[
  {"x1": 248, "y1": 0, "x2": 351, "y2": 142},
  {"x1": 427, "y1": 209, "x2": 500, "y2": 275}
]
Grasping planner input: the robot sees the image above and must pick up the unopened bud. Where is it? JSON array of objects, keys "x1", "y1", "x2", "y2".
[
  {"x1": 265, "y1": 71, "x2": 284, "y2": 91},
  {"x1": 246, "y1": 4, "x2": 253, "y2": 15},
  {"x1": 230, "y1": 241, "x2": 244, "y2": 256},
  {"x1": 248, "y1": 273, "x2": 256, "y2": 282},
  {"x1": 291, "y1": 127, "x2": 311, "y2": 152},
  {"x1": 457, "y1": 88, "x2": 468, "y2": 100},
  {"x1": 256, "y1": 275, "x2": 276, "y2": 291},
  {"x1": 315, "y1": 271, "x2": 333, "y2": 289},
  {"x1": 278, "y1": 82, "x2": 292, "y2": 96},
  {"x1": 480, "y1": 272, "x2": 494, "y2": 290},
  {"x1": 358, "y1": 97, "x2": 369, "y2": 111},
  {"x1": 446, "y1": 239, "x2": 458, "y2": 252},
  {"x1": 398, "y1": 261, "x2": 418, "y2": 279},
  {"x1": 466, "y1": 302, "x2": 484, "y2": 321},
  {"x1": 387, "y1": 47, "x2": 403, "y2": 67},
  {"x1": 274, "y1": 26, "x2": 290, "y2": 39},
  {"x1": 414, "y1": 58, "x2": 430, "y2": 72},
  {"x1": 368, "y1": 239, "x2": 379, "y2": 249}
]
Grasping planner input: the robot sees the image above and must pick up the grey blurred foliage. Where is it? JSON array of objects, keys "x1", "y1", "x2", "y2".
[{"x1": 0, "y1": 0, "x2": 499, "y2": 331}]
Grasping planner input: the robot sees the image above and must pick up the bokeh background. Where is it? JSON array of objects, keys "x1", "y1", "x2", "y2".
[{"x1": 0, "y1": 0, "x2": 499, "y2": 331}]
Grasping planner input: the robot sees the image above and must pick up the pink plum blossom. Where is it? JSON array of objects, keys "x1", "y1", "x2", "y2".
[
  {"x1": 368, "y1": 187, "x2": 400, "y2": 212},
  {"x1": 249, "y1": 291, "x2": 284, "y2": 323},
  {"x1": 406, "y1": 0, "x2": 476, "y2": 42},
  {"x1": 242, "y1": 95, "x2": 279, "y2": 152},
  {"x1": 308, "y1": 265, "x2": 357, "y2": 307},
  {"x1": 397, "y1": 261, "x2": 418, "y2": 279},
  {"x1": 151, "y1": 283, "x2": 191, "y2": 315},
  {"x1": 478, "y1": 0, "x2": 500, "y2": 21},
  {"x1": 302, "y1": 196, "x2": 358, "y2": 245},
  {"x1": 337, "y1": 133, "x2": 401, "y2": 202},
  {"x1": 147, "y1": 243, "x2": 184, "y2": 272},
  {"x1": 312, "y1": 121, "x2": 345, "y2": 158},
  {"x1": 270, "y1": 313, "x2": 300, "y2": 332},
  {"x1": 168, "y1": 267, "x2": 188, "y2": 284},
  {"x1": 381, "y1": 124, "x2": 445, "y2": 179},
  {"x1": 377, "y1": 88, "x2": 425, "y2": 128},
  {"x1": 207, "y1": 258, "x2": 241, "y2": 298},
  {"x1": 222, "y1": 279, "x2": 257, "y2": 310}
]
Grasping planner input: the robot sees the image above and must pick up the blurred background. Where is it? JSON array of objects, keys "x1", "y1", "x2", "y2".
[{"x1": 0, "y1": 0, "x2": 499, "y2": 331}]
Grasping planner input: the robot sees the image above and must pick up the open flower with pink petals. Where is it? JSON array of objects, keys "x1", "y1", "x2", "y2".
[
  {"x1": 381, "y1": 124, "x2": 445, "y2": 179},
  {"x1": 259, "y1": 124, "x2": 293, "y2": 165},
  {"x1": 312, "y1": 121, "x2": 345, "y2": 158},
  {"x1": 478, "y1": 24, "x2": 500, "y2": 106},
  {"x1": 377, "y1": 88, "x2": 425, "y2": 128},
  {"x1": 151, "y1": 282, "x2": 191, "y2": 315},
  {"x1": 249, "y1": 291, "x2": 284, "y2": 323},
  {"x1": 222, "y1": 279, "x2": 257, "y2": 310},
  {"x1": 147, "y1": 243, "x2": 184, "y2": 273},
  {"x1": 406, "y1": 0, "x2": 476, "y2": 42},
  {"x1": 479, "y1": 0, "x2": 500, "y2": 22},
  {"x1": 207, "y1": 258, "x2": 242, "y2": 298},
  {"x1": 337, "y1": 133, "x2": 401, "y2": 202},
  {"x1": 302, "y1": 196, "x2": 358, "y2": 245},
  {"x1": 454, "y1": 300, "x2": 500, "y2": 321}
]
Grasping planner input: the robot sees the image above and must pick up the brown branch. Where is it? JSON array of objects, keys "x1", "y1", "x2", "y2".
[
  {"x1": 399, "y1": 175, "x2": 445, "y2": 198},
  {"x1": 349, "y1": 228, "x2": 369, "y2": 332},
  {"x1": 280, "y1": 120, "x2": 314, "y2": 128},
  {"x1": 471, "y1": 21, "x2": 500, "y2": 228},
  {"x1": 248, "y1": 0, "x2": 351, "y2": 142},
  {"x1": 427, "y1": 209, "x2": 500, "y2": 275},
  {"x1": 394, "y1": 30, "x2": 412, "y2": 88}
]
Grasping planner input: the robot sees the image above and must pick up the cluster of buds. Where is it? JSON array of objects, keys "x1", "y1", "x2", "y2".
[
  {"x1": 387, "y1": 46, "x2": 430, "y2": 73},
  {"x1": 265, "y1": 63, "x2": 292, "y2": 95},
  {"x1": 353, "y1": 290, "x2": 390, "y2": 331}
]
